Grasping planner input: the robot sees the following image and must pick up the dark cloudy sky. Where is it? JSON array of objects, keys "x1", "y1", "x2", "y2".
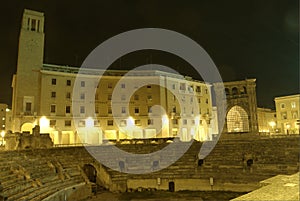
[{"x1": 0, "y1": 0, "x2": 298, "y2": 109}]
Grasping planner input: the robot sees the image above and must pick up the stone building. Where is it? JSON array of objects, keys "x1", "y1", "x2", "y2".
[
  {"x1": 274, "y1": 94, "x2": 300, "y2": 134},
  {"x1": 214, "y1": 79, "x2": 258, "y2": 133},
  {"x1": 257, "y1": 108, "x2": 276, "y2": 134},
  {"x1": 11, "y1": 9, "x2": 214, "y2": 145}
]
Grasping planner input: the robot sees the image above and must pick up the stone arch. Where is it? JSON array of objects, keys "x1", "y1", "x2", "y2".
[
  {"x1": 21, "y1": 122, "x2": 35, "y2": 133},
  {"x1": 83, "y1": 164, "x2": 97, "y2": 183},
  {"x1": 226, "y1": 106, "x2": 250, "y2": 132}
]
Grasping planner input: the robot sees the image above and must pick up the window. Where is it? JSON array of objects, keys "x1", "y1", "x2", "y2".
[
  {"x1": 66, "y1": 106, "x2": 71, "y2": 114},
  {"x1": 25, "y1": 102, "x2": 32, "y2": 112},
  {"x1": 281, "y1": 103, "x2": 285, "y2": 109},
  {"x1": 81, "y1": 81, "x2": 85, "y2": 87},
  {"x1": 108, "y1": 94, "x2": 112, "y2": 100},
  {"x1": 281, "y1": 112, "x2": 287, "y2": 120},
  {"x1": 94, "y1": 120, "x2": 100, "y2": 127},
  {"x1": 120, "y1": 120, "x2": 127, "y2": 127},
  {"x1": 65, "y1": 120, "x2": 71, "y2": 127},
  {"x1": 66, "y1": 80, "x2": 71, "y2": 86},
  {"x1": 80, "y1": 93, "x2": 85, "y2": 100},
  {"x1": 205, "y1": 89, "x2": 208, "y2": 94},
  {"x1": 147, "y1": 95, "x2": 152, "y2": 101},
  {"x1": 198, "y1": 98, "x2": 201, "y2": 103},
  {"x1": 107, "y1": 120, "x2": 114, "y2": 126},
  {"x1": 108, "y1": 107, "x2": 112, "y2": 114},
  {"x1": 50, "y1": 120, "x2": 56, "y2": 127},
  {"x1": 50, "y1": 105, "x2": 56, "y2": 113},
  {"x1": 108, "y1": 83, "x2": 113, "y2": 88},
  {"x1": 172, "y1": 119, "x2": 178, "y2": 125},
  {"x1": 172, "y1": 106, "x2": 176, "y2": 113},
  {"x1": 148, "y1": 119, "x2": 153, "y2": 125},
  {"x1": 134, "y1": 107, "x2": 139, "y2": 114},
  {"x1": 66, "y1": 92, "x2": 71, "y2": 99},
  {"x1": 95, "y1": 106, "x2": 99, "y2": 114},
  {"x1": 232, "y1": 87, "x2": 238, "y2": 95},
  {"x1": 51, "y1": 92, "x2": 56, "y2": 98},
  {"x1": 121, "y1": 95, "x2": 126, "y2": 101},
  {"x1": 135, "y1": 119, "x2": 141, "y2": 126},
  {"x1": 180, "y1": 83, "x2": 186, "y2": 90},
  {"x1": 79, "y1": 120, "x2": 85, "y2": 127},
  {"x1": 80, "y1": 106, "x2": 85, "y2": 114},
  {"x1": 188, "y1": 85, "x2": 193, "y2": 93},
  {"x1": 291, "y1": 102, "x2": 296, "y2": 109},
  {"x1": 206, "y1": 99, "x2": 209, "y2": 104},
  {"x1": 172, "y1": 84, "x2": 176, "y2": 90},
  {"x1": 121, "y1": 83, "x2": 126, "y2": 89},
  {"x1": 292, "y1": 112, "x2": 298, "y2": 119},
  {"x1": 183, "y1": 119, "x2": 187, "y2": 125},
  {"x1": 121, "y1": 107, "x2": 126, "y2": 114},
  {"x1": 148, "y1": 106, "x2": 152, "y2": 113},
  {"x1": 134, "y1": 94, "x2": 139, "y2": 100},
  {"x1": 52, "y1": 78, "x2": 56, "y2": 85},
  {"x1": 225, "y1": 88, "x2": 230, "y2": 95},
  {"x1": 147, "y1": 85, "x2": 152, "y2": 89},
  {"x1": 31, "y1": 19, "x2": 36, "y2": 31},
  {"x1": 196, "y1": 86, "x2": 201, "y2": 93}
]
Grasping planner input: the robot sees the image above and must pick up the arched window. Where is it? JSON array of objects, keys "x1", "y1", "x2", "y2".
[
  {"x1": 232, "y1": 87, "x2": 238, "y2": 95},
  {"x1": 225, "y1": 88, "x2": 230, "y2": 95},
  {"x1": 227, "y1": 106, "x2": 250, "y2": 132}
]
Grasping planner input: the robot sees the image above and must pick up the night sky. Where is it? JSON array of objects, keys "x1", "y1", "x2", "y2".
[{"x1": 0, "y1": 0, "x2": 298, "y2": 109}]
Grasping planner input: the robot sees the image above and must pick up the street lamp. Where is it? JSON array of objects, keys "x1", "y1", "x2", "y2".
[
  {"x1": 1, "y1": 131, "x2": 5, "y2": 146},
  {"x1": 268, "y1": 121, "x2": 276, "y2": 134}
]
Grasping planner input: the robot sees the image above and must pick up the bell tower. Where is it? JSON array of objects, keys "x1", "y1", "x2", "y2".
[{"x1": 12, "y1": 9, "x2": 45, "y2": 132}]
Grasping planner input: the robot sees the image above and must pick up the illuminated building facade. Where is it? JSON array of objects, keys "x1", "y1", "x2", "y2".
[
  {"x1": 257, "y1": 107, "x2": 276, "y2": 133},
  {"x1": 11, "y1": 9, "x2": 213, "y2": 145},
  {"x1": 274, "y1": 94, "x2": 300, "y2": 134}
]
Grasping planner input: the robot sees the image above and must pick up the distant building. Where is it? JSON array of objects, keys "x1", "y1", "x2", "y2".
[
  {"x1": 274, "y1": 94, "x2": 300, "y2": 134},
  {"x1": 257, "y1": 107, "x2": 276, "y2": 133},
  {"x1": 11, "y1": 9, "x2": 214, "y2": 145}
]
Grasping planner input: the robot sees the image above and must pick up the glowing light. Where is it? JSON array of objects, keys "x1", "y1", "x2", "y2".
[
  {"x1": 39, "y1": 116, "x2": 49, "y2": 128},
  {"x1": 162, "y1": 115, "x2": 169, "y2": 126},
  {"x1": 268, "y1": 121, "x2": 276, "y2": 127},
  {"x1": 127, "y1": 116, "x2": 135, "y2": 128},
  {"x1": 194, "y1": 115, "x2": 200, "y2": 125},
  {"x1": 286, "y1": 124, "x2": 291, "y2": 129},
  {"x1": 1, "y1": 131, "x2": 5, "y2": 138},
  {"x1": 86, "y1": 117, "x2": 94, "y2": 128},
  {"x1": 5, "y1": 108, "x2": 10, "y2": 112}
]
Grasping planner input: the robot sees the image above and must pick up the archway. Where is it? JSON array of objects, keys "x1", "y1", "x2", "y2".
[
  {"x1": 21, "y1": 122, "x2": 34, "y2": 133},
  {"x1": 227, "y1": 106, "x2": 249, "y2": 132},
  {"x1": 83, "y1": 164, "x2": 97, "y2": 183}
]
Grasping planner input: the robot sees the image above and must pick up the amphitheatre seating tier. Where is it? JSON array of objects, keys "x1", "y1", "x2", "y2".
[{"x1": 0, "y1": 135, "x2": 299, "y2": 199}]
